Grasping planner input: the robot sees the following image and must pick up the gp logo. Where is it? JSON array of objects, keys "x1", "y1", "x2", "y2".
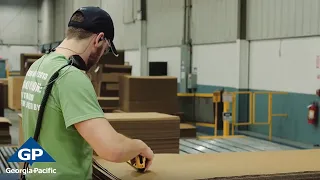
[{"x1": 8, "y1": 137, "x2": 55, "y2": 166}]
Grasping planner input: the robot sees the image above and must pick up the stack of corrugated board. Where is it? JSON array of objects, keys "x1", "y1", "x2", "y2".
[
  {"x1": 20, "y1": 53, "x2": 43, "y2": 75},
  {"x1": 119, "y1": 75, "x2": 178, "y2": 114},
  {"x1": 112, "y1": 110, "x2": 196, "y2": 138},
  {"x1": 87, "y1": 51, "x2": 125, "y2": 96},
  {"x1": 0, "y1": 78, "x2": 8, "y2": 109},
  {"x1": 0, "y1": 118, "x2": 11, "y2": 144},
  {"x1": 180, "y1": 123, "x2": 196, "y2": 138},
  {"x1": 8, "y1": 76, "x2": 24, "y2": 110},
  {"x1": 92, "y1": 149, "x2": 320, "y2": 180},
  {"x1": 99, "y1": 64, "x2": 132, "y2": 97},
  {"x1": 98, "y1": 97, "x2": 119, "y2": 112},
  {"x1": 105, "y1": 112, "x2": 180, "y2": 154}
]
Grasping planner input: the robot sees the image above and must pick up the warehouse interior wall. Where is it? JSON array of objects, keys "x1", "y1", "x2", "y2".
[
  {"x1": 8, "y1": 0, "x2": 318, "y2": 145},
  {"x1": 0, "y1": 0, "x2": 39, "y2": 72},
  {"x1": 148, "y1": 47, "x2": 181, "y2": 83},
  {"x1": 0, "y1": 46, "x2": 38, "y2": 71},
  {"x1": 124, "y1": 50, "x2": 141, "y2": 76},
  {"x1": 249, "y1": 37, "x2": 320, "y2": 145},
  {"x1": 192, "y1": 43, "x2": 238, "y2": 92}
]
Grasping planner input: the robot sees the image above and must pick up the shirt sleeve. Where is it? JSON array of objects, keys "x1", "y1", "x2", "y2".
[{"x1": 56, "y1": 69, "x2": 105, "y2": 128}]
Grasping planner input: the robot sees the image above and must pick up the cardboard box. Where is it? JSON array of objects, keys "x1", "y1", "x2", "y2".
[{"x1": 8, "y1": 76, "x2": 25, "y2": 110}]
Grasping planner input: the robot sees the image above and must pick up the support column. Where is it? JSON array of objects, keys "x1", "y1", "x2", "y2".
[
  {"x1": 39, "y1": 0, "x2": 54, "y2": 44},
  {"x1": 236, "y1": 40, "x2": 250, "y2": 130},
  {"x1": 179, "y1": 0, "x2": 192, "y2": 93},
  {"x1": 234, "y1": 0, "x2": 250, "y2": 131},
  {"x1": 138, "y1": 0, "x2": 148, "y2": 76},
  {"x1": 139, "y1": 21, "x2": 148, "y2": 76}
]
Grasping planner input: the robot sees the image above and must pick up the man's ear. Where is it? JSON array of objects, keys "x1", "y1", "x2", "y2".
[{"x1": 94, "y1": 33, "x2": 105, "y2": 47}]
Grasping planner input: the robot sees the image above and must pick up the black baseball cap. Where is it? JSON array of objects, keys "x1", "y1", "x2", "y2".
[{"x1": 68, "y1": 6, "x2": 118, "y2": 57}]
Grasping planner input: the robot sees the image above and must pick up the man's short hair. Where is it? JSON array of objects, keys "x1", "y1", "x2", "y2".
[{"x1": 66, "y1": 12, "x2": 93, "y2": 40}]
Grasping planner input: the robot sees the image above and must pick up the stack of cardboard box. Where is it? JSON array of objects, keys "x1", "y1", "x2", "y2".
[
  {"x1": 99, "y1": 64, "x2": 132, "y2": 97},
  {"x1": 86, "y1": 52, "x2": 131, "y2": 112},
  {"x1": 119, "y1": 75, "x2": 178, "y2": 114},
  {"x1": 20, "y1": 53, "x2": 43, "y2": 75},
  {"x1": 8, "y1": 76, "x2": 25, "y2": 110},
  {"x1": 0, "y1": 118, "x2": 11, "y2": 144},
  {"x1": 105, "y1": 112, "x2": 180, "y2": 154},
  {"x1": 0, "y1": 79, "x2": 8, "y2": 110}
]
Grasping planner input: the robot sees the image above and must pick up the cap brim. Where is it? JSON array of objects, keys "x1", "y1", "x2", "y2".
[{"x1": 110, "y1": 41, "x2": 119, "y2": 57}]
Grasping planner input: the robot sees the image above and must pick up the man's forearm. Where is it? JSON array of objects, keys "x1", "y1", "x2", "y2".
[{"x1": 115, "y1": 133, "x2": 147, "y2": 162}]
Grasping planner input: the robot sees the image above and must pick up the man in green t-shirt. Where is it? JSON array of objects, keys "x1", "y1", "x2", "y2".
[{"x1": 21, "y1": 7, "x2": 154, "y2": 180}]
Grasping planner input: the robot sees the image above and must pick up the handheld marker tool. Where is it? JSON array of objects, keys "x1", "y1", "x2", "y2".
[{"x1": 127, "y1": 155, "x2": 148, "y2": 173}]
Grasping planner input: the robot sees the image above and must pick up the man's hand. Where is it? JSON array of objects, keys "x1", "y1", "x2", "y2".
[{"x1": 139, "y1": 144, "x2": 154, "y2": 172}]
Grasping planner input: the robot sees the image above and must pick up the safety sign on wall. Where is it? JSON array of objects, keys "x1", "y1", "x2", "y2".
[{"x1": 223, "y1": 112, "x2": 232, "y2": 122}]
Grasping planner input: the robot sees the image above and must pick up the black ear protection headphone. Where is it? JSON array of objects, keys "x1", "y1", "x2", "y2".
[
  {"x1": 47, "y1": 48, "x2": 88, "y2": 71},
  {"x1": 47, "y1": 35, "x2": 105, "y2": 71}
]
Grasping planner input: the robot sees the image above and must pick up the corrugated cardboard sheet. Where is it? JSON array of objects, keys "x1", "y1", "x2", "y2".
[
  {"x1": 105, "y1": 113, "x2": 180, "y2": 153},
  {"x1": 119, "y1": 76, "x2": 178, "y2": 114},
  {"x1": 93, "y1": 149, "x2": 320, "y2": 180}
]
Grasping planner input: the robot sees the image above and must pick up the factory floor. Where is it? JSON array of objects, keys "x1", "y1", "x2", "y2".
[{"x1": 4, "y1": 109, "x2": 298, "y2": 154}]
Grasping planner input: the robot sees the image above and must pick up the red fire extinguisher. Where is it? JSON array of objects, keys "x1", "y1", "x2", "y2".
[{"x1": 307, "y1": 102, "x2": 318, "y2": 125}]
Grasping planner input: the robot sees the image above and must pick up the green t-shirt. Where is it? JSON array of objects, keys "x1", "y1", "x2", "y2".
[{"x1": 21, "y1": 52, "x2": 104, "y2": 180}]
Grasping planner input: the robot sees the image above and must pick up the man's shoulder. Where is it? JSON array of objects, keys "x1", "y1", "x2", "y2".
[{"x1": 57, "y1": 67, "x2": 91, "y2": 84}]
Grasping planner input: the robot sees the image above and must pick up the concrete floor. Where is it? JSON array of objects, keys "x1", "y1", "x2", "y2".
[
  {"x1": 4, "y1": 109, "x2": 298, "y2": 155},
  {"x1": 179, "y1": 134, "x2": 297, "y2": 154}
]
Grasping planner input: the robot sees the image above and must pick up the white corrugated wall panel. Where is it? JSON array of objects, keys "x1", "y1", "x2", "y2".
[
  {"x1": 249, "y1": 37, "x2": 320, "y2": 94},
  {"x1": 147, "y1": 0, "x2": 184, "y2": 48},
  {"x1": 73, "y1": 0, "x2": 101, "y2": 8},
  {"x1": 123, "y1": 23, "x2": 140, "y2": 50},
  {"x1": 54, "y1": 0, "x2": 65, "y2": 42},
  {"x1": 123, "y1": 0, "x2": 140, "y2": 50},
  {"x1": 0, "y1": 0, "x2": 38, "y2": 45},
  {"x1": 64, "y1": 0, "x2": 75, "y2": 30},
  {"x1": 192, "y1": 43, "x2": 238, "y2": 88},
  {"x1": 191, "y1": 0, "x2": 239, "y2": 44},
  {"x1": 247, "y1": 0, "x2": 320, "y2": 40},
  {"x1": 101, "y1": 0, "x2": 126, "y2": 50}
]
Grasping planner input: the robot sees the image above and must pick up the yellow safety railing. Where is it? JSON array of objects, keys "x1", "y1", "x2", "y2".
[
  {"x1": 177, "y1": 91, "x2": 288, "y2": 141},
  {"x1": 250, "y1": 91, "x2": 288, "y2": 140},
  {"x1": 177, "y1": 92, "x2": 218, "y2": 136}
]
